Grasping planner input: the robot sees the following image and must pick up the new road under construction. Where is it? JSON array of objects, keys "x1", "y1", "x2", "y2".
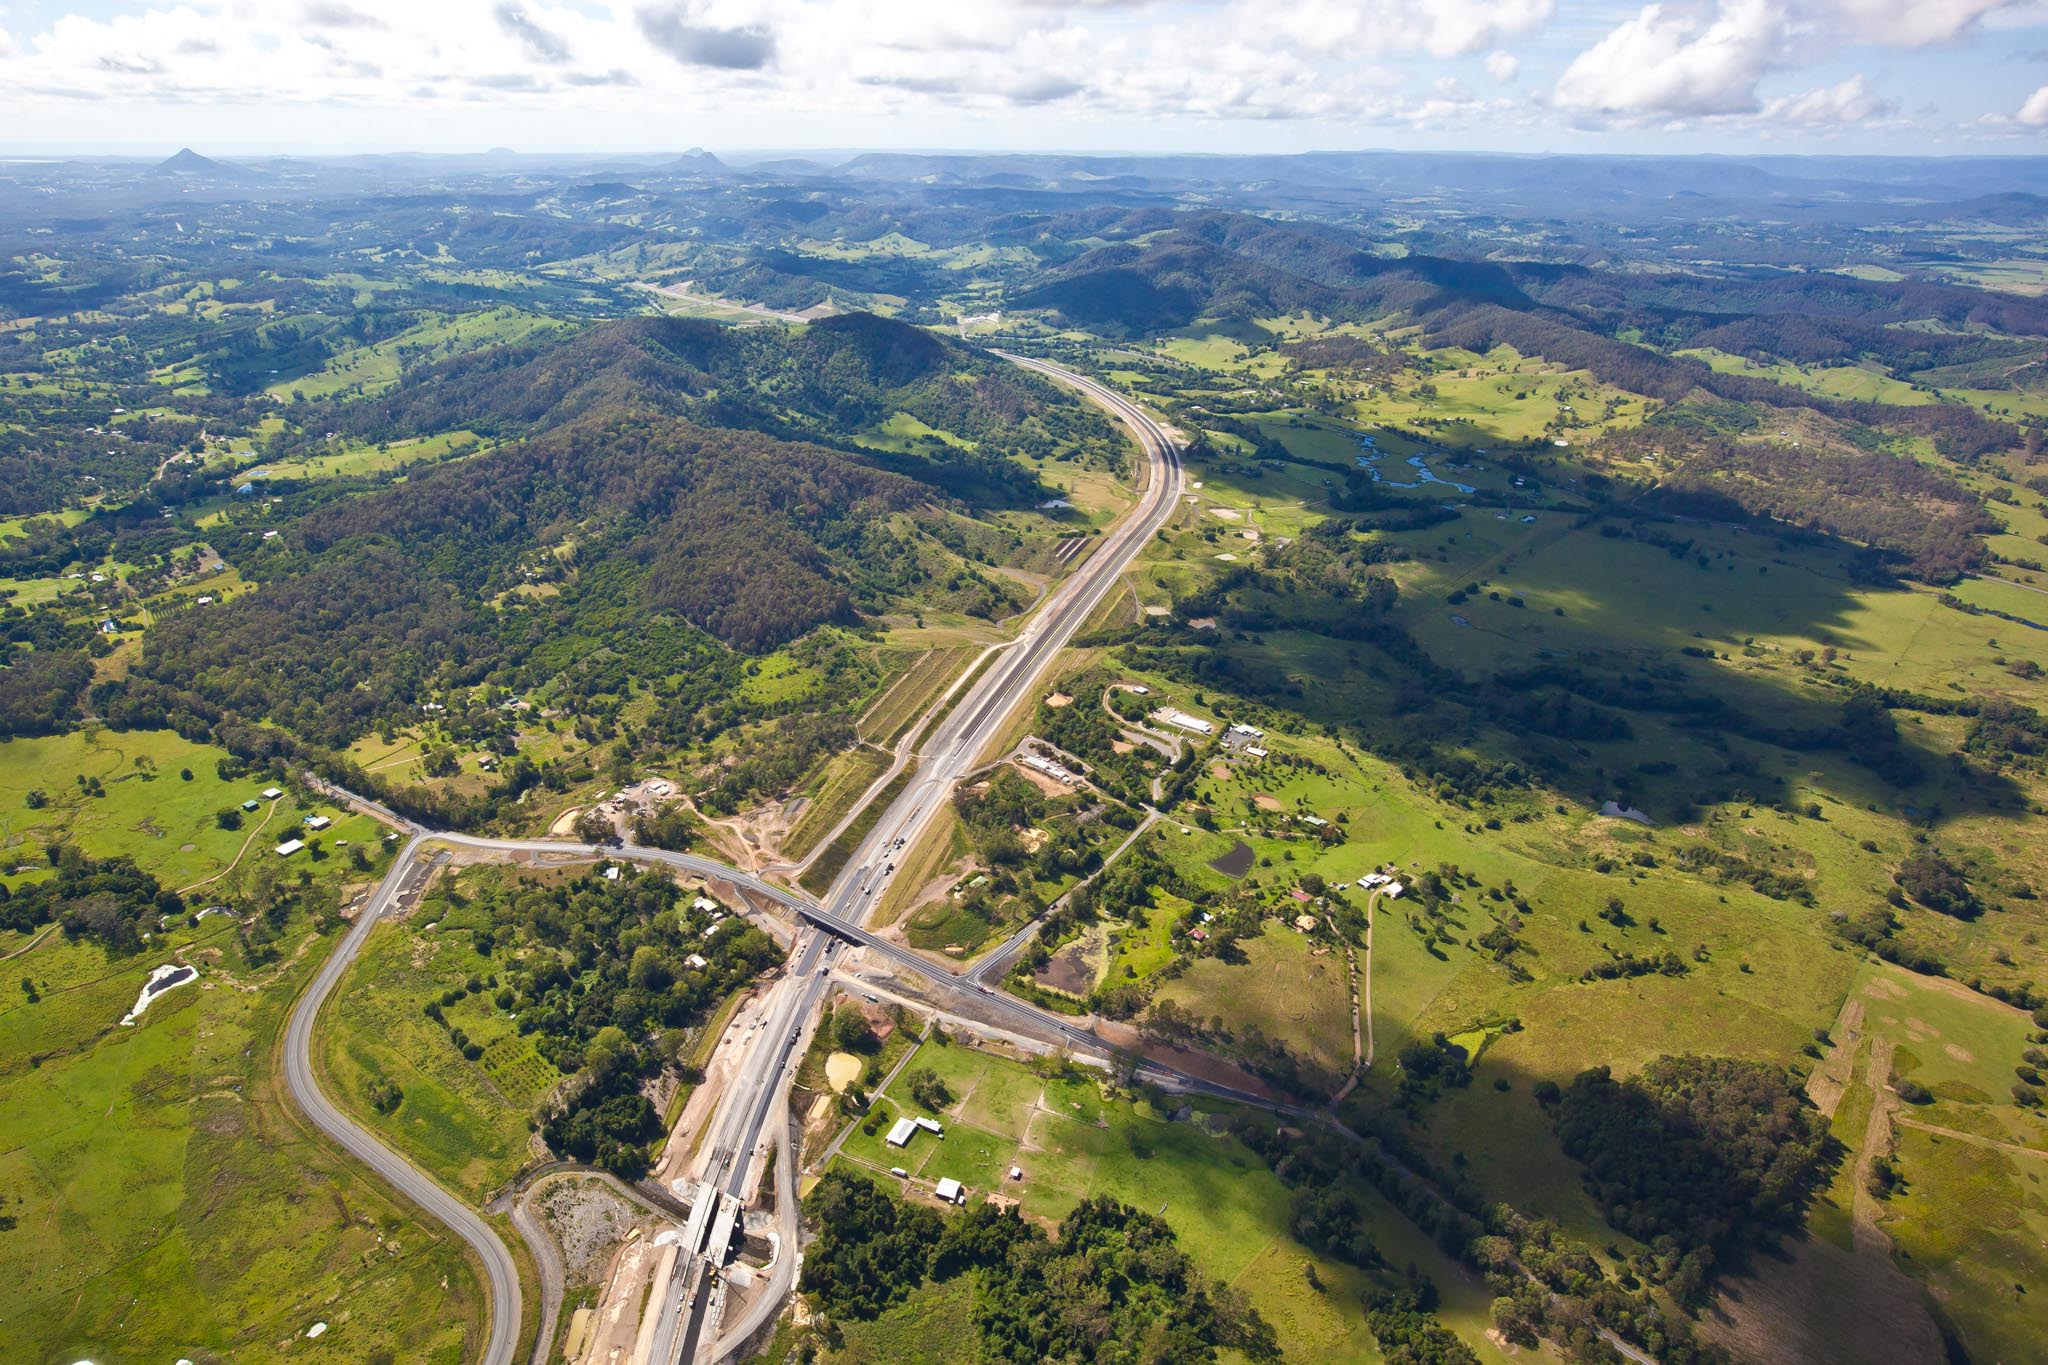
[{"x1": 281, "y1": 352, "x2": 1243, "y2": 1365}]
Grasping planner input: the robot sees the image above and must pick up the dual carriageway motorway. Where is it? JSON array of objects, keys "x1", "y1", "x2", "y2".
[{"x1": 284, "y1": 353, "x2": 1225, "y2": 1365}]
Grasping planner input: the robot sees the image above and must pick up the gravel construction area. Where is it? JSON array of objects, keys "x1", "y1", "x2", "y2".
[{"x1": 536, "y1": 1177, "x2": 647, "y2": 1285}]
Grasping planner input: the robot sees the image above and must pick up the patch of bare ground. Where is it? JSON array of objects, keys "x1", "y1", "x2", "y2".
[
  {"x1": 1010, "y1": 760, "x2": 1076, "y2": 799},
  {"x1": 1093, "y1": 1018, "x2": 1278, "y2": 1101},
  {"x1": 1703, "y1": 1031, "x2": 1944, "y2": 1365},
  {"x1": 534, "y1": 1177, "x2": 645, "y2": 1285},
  {"x1": 1035, "y1": 938, "x2": 1096, "y2": 996},
  {"x1": 1805, "y1": 996, "x2": 1865, "y2": 1119},
  {"x1": 1702, "y1": 1234, "x2": 1943, "y2": 1365},
  {"x1": 1252, "y1": 793, "x2": 1283, "y2": 811}
]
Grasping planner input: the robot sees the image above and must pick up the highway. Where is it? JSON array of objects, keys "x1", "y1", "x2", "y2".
[
  {"x1": 649, "y1": 352, "x2": 1187, "y2": 1360},
  {"x1": 282, "y1": 352, "x2": 1192, "y2": 1365}
]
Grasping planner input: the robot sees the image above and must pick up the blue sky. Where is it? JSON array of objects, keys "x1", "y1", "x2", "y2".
[{"x1": 1, "y1": 1, "x2": 2045, "y2": 156}]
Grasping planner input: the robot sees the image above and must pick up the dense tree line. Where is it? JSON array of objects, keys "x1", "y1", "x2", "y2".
[
  {"x1": 0, "y1": 647, "x2": 93, "y2": 737},
  {"x1": 1649, "y1": 439, "x2": 1994, "y2": 582}
]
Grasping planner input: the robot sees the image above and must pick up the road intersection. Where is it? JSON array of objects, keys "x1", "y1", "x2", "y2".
[{"x1": 283, "y1": 353, "x2": 1207, "y2": 1365}]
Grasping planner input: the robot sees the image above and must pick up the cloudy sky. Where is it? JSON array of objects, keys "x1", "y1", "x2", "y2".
[{"x1": 2, "y1": 0, "x2": 2047, "y2": 156}]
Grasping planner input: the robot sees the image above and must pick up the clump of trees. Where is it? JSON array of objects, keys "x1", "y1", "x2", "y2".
[
  {"x1": 799, "y1": 1171, "x2": 1277, "y2": 1362},
  {"x1": 1552, "y1": 1055, "x2": 1836, "y2": 1304},
  {"x1": 0, "y1": 847, "x2": 184, "y2": 953},
  {"x1": 424, "y1": 865, "x2": 778, "y2": 1176},
  {"x1": 1894, "y1": 851, "x2": 1980, "y2": 920}
]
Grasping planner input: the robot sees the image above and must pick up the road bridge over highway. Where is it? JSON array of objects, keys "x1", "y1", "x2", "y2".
[{"x1": 283, "y1": 352, "x2": 1210, "y2": 1365}]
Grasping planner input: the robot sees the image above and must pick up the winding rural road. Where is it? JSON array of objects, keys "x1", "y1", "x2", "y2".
[{"x1": 280, "y1": 833, "x2": 524, "y2": 1365}]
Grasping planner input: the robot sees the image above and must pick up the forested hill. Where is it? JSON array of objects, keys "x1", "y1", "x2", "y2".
[
  {"x1": 303, "y1": 411, "x2": 925, "y2": 650},
  {"x1": 1016, "y1": 210, "x2": 2035, "y2": 466},
  {"x1": 1018, "y1": 209, "x2": 2048, "y2": 354},
  {"x1": 315, "y1": 310, "x2": 1124, "y2": 503},
  {"x1": 103, "y1": 314, "x2": 1126, "y2": 778}
]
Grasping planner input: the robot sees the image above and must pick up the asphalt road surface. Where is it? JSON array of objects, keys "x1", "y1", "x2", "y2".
[
  {"x1": 280, "y1": 834, "x2": 524, "y2": 1365},
  {"x1": 282, "y1": 353, "x2": 1190, "y2": 1365}
]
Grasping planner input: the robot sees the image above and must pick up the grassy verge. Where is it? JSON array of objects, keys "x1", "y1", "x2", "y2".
[
  {"x1": 800, "y1": 768, "x2": 914, "y2": 899},
  {"x1": 911, "y1": 650, "x2": 999, "y2": 751},
  {"x1": 860, "y1": 646, "x2": 976, "y2": 747},
  {"x1": 783, "y1": 747, "x2": 893, "y2": 863}
]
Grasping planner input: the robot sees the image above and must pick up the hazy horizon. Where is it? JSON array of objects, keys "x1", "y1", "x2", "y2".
[{"x1": 4, "y1": 1, "x2": 2048, "y2": 159}]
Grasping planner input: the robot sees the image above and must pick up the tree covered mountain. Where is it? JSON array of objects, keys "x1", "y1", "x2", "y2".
[
  {"x1": 94, "y1": 315, "x2": 1121, "y2": 788},
  {"x1": 315, "y1": 310, "x2": 1124, "y2": 501}
]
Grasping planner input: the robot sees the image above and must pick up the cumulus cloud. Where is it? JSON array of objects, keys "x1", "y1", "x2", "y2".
[
  {"x1": 1263, "y1": 0, "x2": 1555, "y2": 60},
  {"x1": 1821, "y1": 0, "x2": 2013, "y2": 46},
  {"x1": 1550, "y1": 0, "x2": 2029, "y2": 126},
  {"x1": 2022, "y1": 82, "x2": 2048, "y2": 124},
  {"x1": 637, "y1": 6, "x2": 776, "y2": 70},
  {"x1": 1760, "y1": 72, "x2": 1892, "y2": 124},
  {"x1": 303, "y1": 3, "x2": 386, "y2": 30},
  {"x1": 493, "y1": 3, "x2": 571, "y2": 64},
  {"x1": 1552, "y1": 0, "x2": 1784, "y2": 119},
  {"x1": 0, "y1": 0, "x2": 2030, "y2": 144}
]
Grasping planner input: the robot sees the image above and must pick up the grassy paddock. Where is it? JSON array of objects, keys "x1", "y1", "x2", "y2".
[
  {"x1": 825, "y1": 1041, "x2": 1530, "y2": 1364},
  {"x1": 0, "y1": 911, "x2": 481, "y2": 1362}
]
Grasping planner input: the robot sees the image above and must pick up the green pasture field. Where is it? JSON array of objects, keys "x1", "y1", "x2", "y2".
[
  {"x1": 0, "y1": 727, "x2": 380, "y2": 894},
  {"x1": 0, "y1": 884, "x2": 477, "y2": 1363},
  {"x1": 0, "y1": 508, "x2": 90, "y2": 542},
  {"x1": 861, "y1": 410, "x2": 972, "y2": 453},
  {"x1": 256, "y1": 428, "x2": 484, "y2": 481},
  {"x1": 1102, "y1": 888, "x2": 1184, "y2": 985},
  {"x1": 1282, "y1": 345, "x2": 1653, "y2": 448},
  {"x1": 1386, "y1": 512, "x2": 2048, "y2": 721},
  {"x1": 1927, "y1": 258, "x2": 2048, "y2": 296},
  {"x1": 1883, "y1": 1123, "x2": 2047, "y2": 1365},
  {"x1": 827, "y1": 1041, "x2": 1543, "y2": 1365},
  {"x1": 739, "y1": 647, "x2": 833, "y2": 707},
  {"x1": 1680, "y1": 348, "x2": 1938, "y2": 407},
  {"x1": 1154, "y1": 918, "x2": 1355, "y2": 1084},
  {"x1": 1850, "y1": 962, "x2": 2042, "y2": 1148},
  {"x1": 1108, "y1": 453, "x2": 2048, "y2": 1318},
  {"x1": 318, "y1": 902, "x2": 543, "y2": 1201},
  {"x1": 267, "y1": 307, "x2": 567, "y2": 400}
]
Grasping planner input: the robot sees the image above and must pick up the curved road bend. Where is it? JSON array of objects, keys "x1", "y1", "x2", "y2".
[{"x1": 280, "y1": 833, "x2": 524, "y2": 1365}]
